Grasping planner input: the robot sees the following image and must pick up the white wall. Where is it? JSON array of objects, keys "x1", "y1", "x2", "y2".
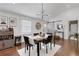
[
  {"x1": 46, "y1": 23, "x2": 54, "y2": 33},
  {"x1": 52, "y1": 7, "x2": 79, "y2": 39},
  {"x1": 63, "y1": 20, "x2": 69, "y2": 39}
]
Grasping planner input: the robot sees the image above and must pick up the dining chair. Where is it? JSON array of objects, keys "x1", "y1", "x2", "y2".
[
  {"x1": 23, "y1": 36, "x2": 33, "y2": 56},
  {"x1": 42, "y1": 35, "x2": 53, "y2": 53},
  {"x1": 15, "y1": 36, "x2": 21, "y2": 46},
  {"x1": 33, "y1": 33, "x2": 39, "y2": 36}
]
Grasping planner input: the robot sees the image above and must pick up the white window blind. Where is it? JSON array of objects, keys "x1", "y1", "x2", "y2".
[{"x1": 21, "y1": 20, "x2": 31, "y2": 35}]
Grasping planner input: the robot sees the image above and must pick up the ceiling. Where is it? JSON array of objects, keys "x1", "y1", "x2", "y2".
[{"x1": 0, "y1": 3, "x2": 79, "y2": 22}]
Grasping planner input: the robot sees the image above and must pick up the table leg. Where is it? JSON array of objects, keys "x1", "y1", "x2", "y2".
[{"x1": 37, "y1": 43, "x2": 40, "y2": 56}]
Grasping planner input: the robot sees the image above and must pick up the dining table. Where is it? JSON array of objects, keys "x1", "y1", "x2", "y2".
[
  {"x1": 28, "y1": 34, "x2": 49, "y2": 56},
  {"x1": 23, "y1": 34, "x2": 55, "y2": 56}
]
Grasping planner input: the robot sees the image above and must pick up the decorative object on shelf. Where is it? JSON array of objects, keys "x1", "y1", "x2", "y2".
[
  {"x1": 0, "y1": 15, "x2": 17, "y2": 33},
  {"x1": 9, "y1": 17, "x2": 17, "y2": 27},
  {"x1": 36, "y1": 22, "x2": 41, "y2": 30},
  {"x1": 1, "y1": 22, "x2": 6, "y2": 24},
  {"x1": 0, "y1": 16, "x2": 8, "y2": 25}
]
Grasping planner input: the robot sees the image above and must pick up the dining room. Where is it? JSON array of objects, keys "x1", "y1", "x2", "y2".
[{"x1": 0, "y1": 3, "x2": 79, "y2": 56}]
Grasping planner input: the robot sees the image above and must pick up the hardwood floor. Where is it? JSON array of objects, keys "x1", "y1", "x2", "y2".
[
  {"x1": 0, "y1": 39, "x2": 79, "y2": 56},
  {"x1": 55, "y1": 39, "x2": 79, "y2": 56}
]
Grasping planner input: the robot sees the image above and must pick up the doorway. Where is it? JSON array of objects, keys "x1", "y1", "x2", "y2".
[{"x1": 69, "y1": 20, "x2": 78, "y2": 37}]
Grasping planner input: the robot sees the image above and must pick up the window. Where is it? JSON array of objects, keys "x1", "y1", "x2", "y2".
[{"x1": 21, "y1": 20, "x2": 31, "y2": 35}]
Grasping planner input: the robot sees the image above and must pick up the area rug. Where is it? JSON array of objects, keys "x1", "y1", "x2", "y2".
[{"x1": 17, "y1": 44, "x2": 61, "y2": 56}]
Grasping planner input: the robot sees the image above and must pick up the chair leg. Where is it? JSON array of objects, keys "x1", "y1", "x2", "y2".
[
  {"x1": 27, "y1": 45, "x2": 28, "y2": 50},
  {"x1": 25, "y1": 44, "x2": 26, "y2": 53},
  {"x1": 46, "y1": 44, "x2": 48, "y2": 53},
  {"x1": 29, "y1": 46, "x2": 30, "y2": 56},
  {"x1": 50, "y1": 43, "x2": 52, "y2": 50},
  {"x1": 54, "y1": 38, "x2": 55, "y2": 47},
  {"x1": 32, "y1": 46, "x2": 33, "y2": 50}
]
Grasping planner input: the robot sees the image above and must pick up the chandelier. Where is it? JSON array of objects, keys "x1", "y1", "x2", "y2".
[{"x1": 37, "y1": 3, "x2": 48, "y2": 21}]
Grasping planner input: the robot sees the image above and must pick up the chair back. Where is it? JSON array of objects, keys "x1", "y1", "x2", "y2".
[
  {"x1": 47, "y1": 35, "x2": 52, "y2": 43},
  {"x1": 74, "y1": 33, "x2": 78, "y2": 38},
  {"x1": 33, "y1": 33, "x2": 39, "y2": 36},
  {"x1": 15, "y1": 36, "x2": 21, "y2": 42},
  {"x1": 24, "y1": 36, "x2": 29, "y2": 44}
]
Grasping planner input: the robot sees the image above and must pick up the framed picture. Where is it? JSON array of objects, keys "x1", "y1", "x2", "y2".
[
  {"x1": 36, "y1": 22, "x2": 41, "y2": 30},
  {"x1": 57, "y1": 24, "x2": 63, "y2": 30},
  {"x1": 9, "y1": 17, "x2": 17, "y2": 27}
]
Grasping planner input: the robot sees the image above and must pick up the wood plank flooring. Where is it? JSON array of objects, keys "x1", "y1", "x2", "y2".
[{"x1": 0, "y1": 39, "x2": 79, "y2": 56}]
